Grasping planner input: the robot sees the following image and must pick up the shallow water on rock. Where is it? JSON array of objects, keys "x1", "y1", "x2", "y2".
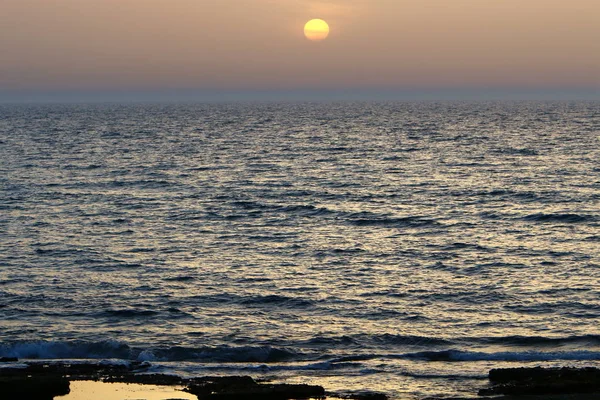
[{"x1": 56, "y1": 381, "x2": 196, "y2": 400}]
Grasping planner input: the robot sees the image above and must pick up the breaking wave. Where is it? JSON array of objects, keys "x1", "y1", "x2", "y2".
[{"x1": 0, "y1": 341, "x2": 301, "y2": 363}]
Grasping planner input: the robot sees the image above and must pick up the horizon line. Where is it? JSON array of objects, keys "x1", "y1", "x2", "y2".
[{"x1": 1, "y1": 88, "x2": 599, "y2": 104}]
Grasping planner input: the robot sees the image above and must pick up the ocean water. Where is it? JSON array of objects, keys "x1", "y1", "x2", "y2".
[{"x1": 1, "y1": 101, "x2": 599, "y2": 399}]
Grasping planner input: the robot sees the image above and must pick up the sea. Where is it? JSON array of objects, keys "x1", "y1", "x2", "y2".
[{"x1": 1, "y1": 101, "x2": 599, "y2": 399}]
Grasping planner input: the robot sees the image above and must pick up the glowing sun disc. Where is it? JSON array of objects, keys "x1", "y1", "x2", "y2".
[{"x1": 304, "y1": 19, "x2": 330, "y2": 41}]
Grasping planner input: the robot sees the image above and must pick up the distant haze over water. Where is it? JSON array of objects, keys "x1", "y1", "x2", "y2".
[
  {"x1": 1, "y1": 89, "x2": 599, "y2": 104},
  {"x1": 1, "y1": 101, "x2": 599, "y2": 398}
]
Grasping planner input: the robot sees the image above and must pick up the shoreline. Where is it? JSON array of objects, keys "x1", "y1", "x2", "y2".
[{"x1": 2, "y1": 359, "x2": 600, "y2": 400}]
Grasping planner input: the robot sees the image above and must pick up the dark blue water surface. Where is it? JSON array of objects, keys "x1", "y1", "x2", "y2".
[{"x1": 1, "y1": 102, "x2": 599, "y2": 398}]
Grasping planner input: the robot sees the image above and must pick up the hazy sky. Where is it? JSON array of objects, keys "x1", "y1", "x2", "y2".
[{"x1": 1, "y1": 0, "x2": 599, "y2": 95}]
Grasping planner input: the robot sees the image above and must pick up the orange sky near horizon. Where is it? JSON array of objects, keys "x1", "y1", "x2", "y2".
[{"x1": 1, "y1": 0, "x2": 598, "y2": 92}]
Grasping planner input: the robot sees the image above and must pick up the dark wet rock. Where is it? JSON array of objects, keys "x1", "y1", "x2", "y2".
[
  {"x1": 0, "y1": 362, "x2": 142, "y2": 400},
  {"x1": 0, "y1": 376, "x2": 70, "y2": 400},
  {"x1": 0, "y1": 360, "x2": 150, "y2": 380},
  {"x1": 185, "y1": 376, "x2": 325, "y2": 399},
  {"x1": 103, "y1": 373, "x2": 186, "y2": 385},
  {"x1": 0, "y1": 363, "x2": 326, "y2": 400},
  {"x1": 479, "y1": 367, "x2": 600, "y2": 396},
  {"x1": 422, "y1": 397, "x2": 477, "y2": 400},
  {"x1": 328, "y1": 390, "x2": 388, "y2": 400},
  {"x1": 489, "y1": 366, "x2": 600, "y2": 383},
  {"x1": 0, "y1": 357, "x2": 18, "y2": 362}
]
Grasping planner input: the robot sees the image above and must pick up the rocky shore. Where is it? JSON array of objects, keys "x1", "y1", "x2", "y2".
[
  {"x1": 1, "y1": 358, "x2": 600, "y2": 400},
  {"x1": 479, "y1": 367, "x2": 600, "y2": 397}
]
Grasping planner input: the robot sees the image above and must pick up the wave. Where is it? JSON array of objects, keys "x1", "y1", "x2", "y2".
[
  {"x1": 228, "y1": 201, "x2": 441, "y2": 228},
  {"x1": 302, "y1": 334, "x2": 600, "y2": 352},
  {"x1": 3, "y1": 336, "x2": 600, "y2": 364},
  {"x1": 164, "y1": 275, "x2": 196, "y2": 282},
  {"x1": 239, "y1": 295, "x2": 315, "y2": 308},
  {"x1": 101, "y1": 309, "x2": 160, "y2": 318},
  {"x1": 504, "y1": 301, "x2": 600, "y2": 317},
  {"x1": 473, "y1": 189, "x2": 542, "y2": 202},
  {"x1": 302, "y1": 334, "x2": 451, "y2": 348},
  {"x1": 521, "y1": 213, "x2": 594, "y2": 223},
  {"x1": 0, "y1": 340, "x2": 134, "y2": 360},
  {"x1": 187, "y1": 293, "x2": 316, "y2": 309},
  {"x1": 494, "y1": 147, "x2": 539, "y2": 156},
  {"x1": 304, "y1": 336, "x2": 359, "y2": 346},
  {"x1": 348, "y1": 213, "x2": 439, "y2": 228},
  {"x1": 476, "y1": 334, "x2": 600, "y2": 347},
  {"x1": 368, "y1": 334, "x2": 452, "y2": 346},
  {"x1": 405, "y1": 349, "x2": 600, "y2": 362},
  {"x1": 0, "y1": 341, "x2": 301, "y2": 363},
  {"x1": 230, "y1": 201, "x2": 335, "y2": 217}
]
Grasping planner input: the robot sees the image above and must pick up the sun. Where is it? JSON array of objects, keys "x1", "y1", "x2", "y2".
[{"x1": 304, "y1": 19, "x2": 330, "y2": 42}]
